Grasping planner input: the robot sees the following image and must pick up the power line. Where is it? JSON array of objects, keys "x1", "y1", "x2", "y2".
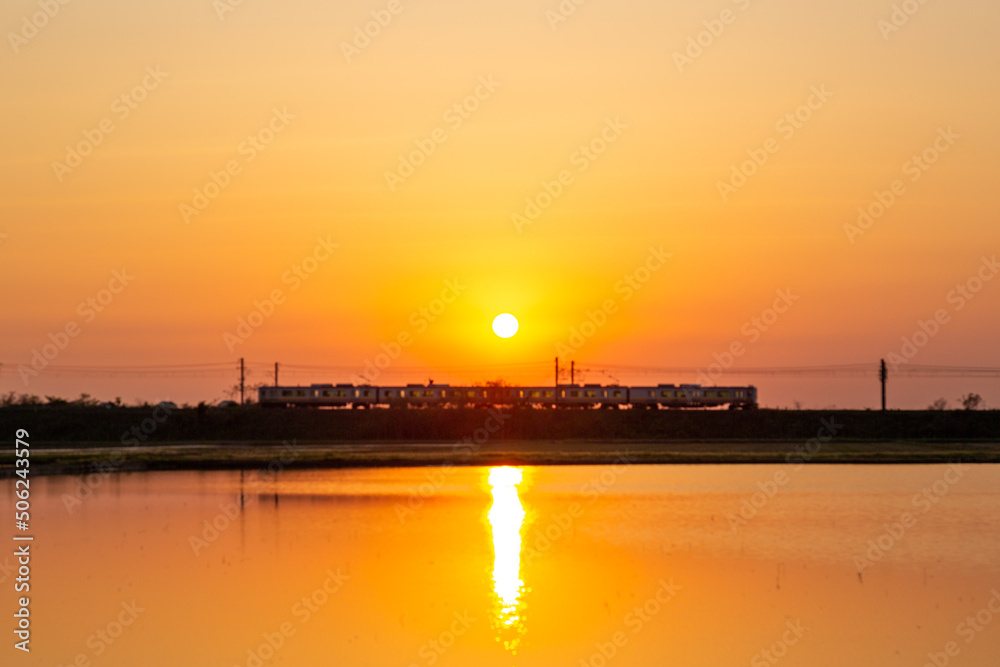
[
  {"x1": 2, "y1": 360, "x2": 999, "y2": 380},
  {"x1": 895, "y1": 364, "x2": 1000, "y2": 377},
  {"x1": 280, "y1": 360, "x2": 551, "y2": 372},
  {"x1": 584, "y1": 363, "x2": 878, "y2": 377},
  {"x1": 0, "y1": 362, "x2": 237, "y2": 377}
]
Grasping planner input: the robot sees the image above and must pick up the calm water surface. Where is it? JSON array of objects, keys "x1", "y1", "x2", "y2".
[{"x1": 3, "y1": 463, "x2": 1000, "y2": 666}]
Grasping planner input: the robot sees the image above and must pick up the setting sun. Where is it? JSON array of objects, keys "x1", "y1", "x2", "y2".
[{"x1": 492, "y1": 313, "x2": 519, "y2": 339}]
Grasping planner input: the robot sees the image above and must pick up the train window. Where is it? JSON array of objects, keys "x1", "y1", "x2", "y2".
[
  {"x1": 281, "y1": 390, "x2": 292, "y2": 397},
  {"x1": 660, "y1": 391, "x2": 670, "y2": 398},
  {"x1": 570, "y1": 391, "x2": 580, "y2": 398},
  {"x1": 296, "y1": 391, "x2": 306, "y2": 397},
  {"x1": 543, "y1": 391, "x2": 553, "y2": 398},
  {"x1": 423, "y1": 390, "x2": 433, "y2": 397},
  {"x1": 585, "y1": 390, "x2": 596, "y2": 398}
]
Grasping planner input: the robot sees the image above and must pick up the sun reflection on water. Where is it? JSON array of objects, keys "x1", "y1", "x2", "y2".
[{"x1": 487, "y1": 466, "x2": 527, "y2": 655}]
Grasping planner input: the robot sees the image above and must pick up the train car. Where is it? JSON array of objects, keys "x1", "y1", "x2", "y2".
[
  {"x1": 486, "y1": 386, "x2": 521, "y2": 405},
  {"x1": 353, "y1": 385, "x2": 379, "y2": 407},
  {"x1": 630, "y1": 384, "x2": 756, "y2": 409},
  {"x1": 556, "y1": 384, "x2": 614, "y2": 408},
  {"x1": 555, "y1": 384, "x2": 627, "y2": 408},
  {"x1": 258, "y1": 383, "x2": 362, "y2": 408},
  {"x1": 707, "y1": 385, "x2": 756, "y2": 409},
  {"x1": 379, "y1": 384, "x2": 450, "y2": 407},
  {"x1": 517, "y1": 386, "x2": 559, "y2": 407},
  {"x1": 446, "y1": 386, "x2": 491, "y2": 407},
  {"x1": 600, "y1": 385, "x2": 629, "y2": 408},
  {"x1": 630, "y1": 384, "x2": 694, "y2": 409}
]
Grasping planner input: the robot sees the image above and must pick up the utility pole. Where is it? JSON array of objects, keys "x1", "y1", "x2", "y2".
[
  {"x1": 240, "y1": 357, "x2": 245, "y2": 406},
  {"x1": 274, "y1": 362, "x2": 279, "y2": 387},
  {"x1": 554, "y1": 357, "x2": 559, "y2": 387},
  {"x1": 880, "y1": 359, "x2": 887, "y2": 411},
  {"x1": 571, "y1": 360, "x2": 575, "y2": 385}
]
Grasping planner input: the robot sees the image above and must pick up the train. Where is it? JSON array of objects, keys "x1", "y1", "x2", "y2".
[{"x1": 258, "y1": 383, "x2": 757, "y2": 409}]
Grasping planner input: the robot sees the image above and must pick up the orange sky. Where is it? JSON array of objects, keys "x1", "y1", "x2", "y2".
[{"x1": 2, "y1": 0, "x2": 998, "y2": 407}]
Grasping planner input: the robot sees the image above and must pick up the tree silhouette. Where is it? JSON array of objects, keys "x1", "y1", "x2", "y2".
[{"x1": 959, "y1": 393, "x2": 984, "y2": 410}]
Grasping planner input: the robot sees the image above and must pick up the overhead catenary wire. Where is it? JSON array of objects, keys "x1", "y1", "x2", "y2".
[
  {"x1": 1, "y1": 360, "x2": 999, "y2": 380},
  {"x1": 583, "y1": 362, "x2": 879, "y2": 378}
]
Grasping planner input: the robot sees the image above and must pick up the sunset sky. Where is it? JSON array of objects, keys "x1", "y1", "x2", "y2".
[{"x1": 2, "y1": 0, "x2": 998, "y2": 407}]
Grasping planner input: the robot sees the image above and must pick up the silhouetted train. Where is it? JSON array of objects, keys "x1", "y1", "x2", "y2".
[{"x1": 258, "y1": 383, "x2": 757, "y2": 409}]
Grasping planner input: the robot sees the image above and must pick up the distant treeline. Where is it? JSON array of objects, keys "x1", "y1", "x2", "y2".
[{"x1": 1, "y1": 405, "x2": 998, "y2": 445}]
